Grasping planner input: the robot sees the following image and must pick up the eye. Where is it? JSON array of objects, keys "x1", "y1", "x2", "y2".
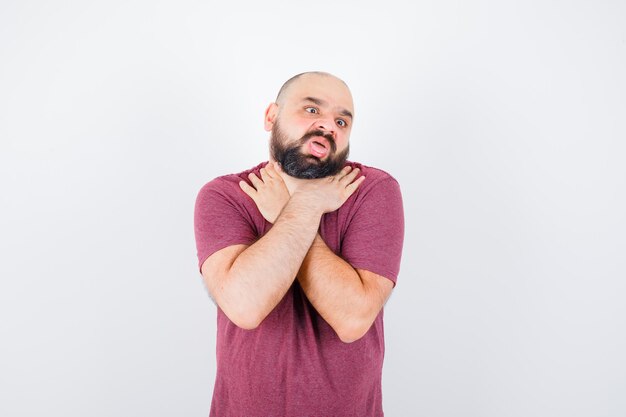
[
  {"x1": 304, "y1": 107, "x2": 318, "y2": 114},
  {"x1": 336, "y1": 119, "x2": 348, "y2": 127}
]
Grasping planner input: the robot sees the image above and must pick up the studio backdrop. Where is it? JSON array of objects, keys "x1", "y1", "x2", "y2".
[{"x1": 1, "y1": 1, "x2": 624, "y2": 416}]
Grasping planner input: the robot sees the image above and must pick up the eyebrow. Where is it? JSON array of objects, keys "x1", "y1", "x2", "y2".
[{"x1": 302, "y1": 96, "x2": 353, "y2": 120}]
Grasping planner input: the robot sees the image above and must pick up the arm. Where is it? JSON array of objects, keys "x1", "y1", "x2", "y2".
[
  {"x1": 297, "y1": 234, "x2": 394, "y2": 343},
  {"x1": 201, "y1": 163, "x2": 364, "y2": 329},
  {"x1": 200, "y1": 192, "x2": 321, "y2": 329}
]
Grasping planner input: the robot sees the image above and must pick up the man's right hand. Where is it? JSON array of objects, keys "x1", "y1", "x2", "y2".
[{"x1": 288, "y1": 165, "x2": 366, "y2": 214}]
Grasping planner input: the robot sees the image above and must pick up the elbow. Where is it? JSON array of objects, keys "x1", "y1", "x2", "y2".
[
  {"x1": 208, "y1": 283, "x2": 266, "y2": 330},
  {"x1": 336, "y1": 321, "x2": 371, "y2": 344},
  {"x1": 230, "y1": 315, "x2": 261, "y2": 330},
  {"x1": 223, "y1": 306, "x2": 265, "y2": 330},
  {"x1": 338, "y1": 334, "x2": 361, "y2": 344}
]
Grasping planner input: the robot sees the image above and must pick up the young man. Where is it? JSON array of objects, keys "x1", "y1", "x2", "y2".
[{"x1": 194, "y1": 71, "x2": 404, "y2": 417}]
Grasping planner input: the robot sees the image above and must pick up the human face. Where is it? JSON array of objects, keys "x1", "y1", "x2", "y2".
[
  {"x1": 265, "y1": 74, "x2": 354, "y2": 178},
  {"x1": 270, "y1": 118, "x2": 350, "y2": 179}
]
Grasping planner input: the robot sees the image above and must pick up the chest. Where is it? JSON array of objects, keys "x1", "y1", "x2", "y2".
[{"x1": 254, "y1": 208, "x2": 351, "y2": 257}]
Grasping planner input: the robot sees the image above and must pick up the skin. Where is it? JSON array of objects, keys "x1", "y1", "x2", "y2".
[{"x1": 201, "y1": 73, "x2": 394, "y2": 343}]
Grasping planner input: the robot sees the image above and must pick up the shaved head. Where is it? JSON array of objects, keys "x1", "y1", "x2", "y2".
[
  {"x1": 265, "y1": 71, "x2": 354, "y2": 178},
  {"x1": 275, "y1": 71, "x2": 350, "y2": 105}
]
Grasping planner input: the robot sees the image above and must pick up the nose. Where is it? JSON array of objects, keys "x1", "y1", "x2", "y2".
[{"x1": 315, "y1": 117, "x2": 336, "y2": 138}]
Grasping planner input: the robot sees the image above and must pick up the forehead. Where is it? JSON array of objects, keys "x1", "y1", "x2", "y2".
[{"x1": 283, "y1": 74, "x2": 354, "y2": 113}]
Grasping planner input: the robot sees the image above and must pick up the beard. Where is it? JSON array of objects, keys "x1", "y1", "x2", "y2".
[{"x1": 270, "y1": 120, "x2": 350, "y2": 179}]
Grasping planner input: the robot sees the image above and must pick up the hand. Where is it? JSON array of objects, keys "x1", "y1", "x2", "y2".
[
  {"x1": 291, "y1": 165, "x2": 365, "y2": 214},
  {"x1": 239, "y1": 162, "x2": 290, "y2": 224}
]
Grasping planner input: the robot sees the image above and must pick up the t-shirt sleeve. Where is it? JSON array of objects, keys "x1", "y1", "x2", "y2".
[
  {"x1": 194, "y1": 179, "x2": 259, "y2": 273},
  {"x1": 340, "y1": 177, "x2": 405, "y2": 285}
]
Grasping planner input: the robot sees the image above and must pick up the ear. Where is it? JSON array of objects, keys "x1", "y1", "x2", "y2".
[{"x1": 264, "y1": 102, "x2": 278, "y2": 132}]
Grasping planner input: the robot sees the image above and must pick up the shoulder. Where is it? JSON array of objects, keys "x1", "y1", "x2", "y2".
[
  {"x1": 345, "y1": 161, "x2": 401, "y2": 197},
  {"x1": 196, "y1": 161, "x2": 269, "y2": 200},
  {"x1": 195, "y1": 162, "x2": 268, "y2": 232}
]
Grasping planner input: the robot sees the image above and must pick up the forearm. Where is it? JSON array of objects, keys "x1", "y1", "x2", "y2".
[
  {"x1": 297, "y1": 234, "x2": 376, "y2": 342},
  {"x1": 219, "y1": 193, "x2": 322, "y2": 328}
]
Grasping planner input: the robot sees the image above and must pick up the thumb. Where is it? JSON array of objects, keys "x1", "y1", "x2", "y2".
[{"x1": 239, "y1": 180, "x2": 257, "y2": 200}]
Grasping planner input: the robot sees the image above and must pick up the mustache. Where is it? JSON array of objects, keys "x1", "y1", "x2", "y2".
[{"x1": 299, "y1": 130, "x2": 337, "y2": 153}]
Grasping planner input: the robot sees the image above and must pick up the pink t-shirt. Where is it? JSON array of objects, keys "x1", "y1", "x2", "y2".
[{"x1": 194, "y1": 161, "x2": 404, "y2": 417}]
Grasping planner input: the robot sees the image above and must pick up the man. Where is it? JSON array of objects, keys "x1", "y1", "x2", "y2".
[{"x1": 194, "y1": 71, "x2": 404, "y2": 417}]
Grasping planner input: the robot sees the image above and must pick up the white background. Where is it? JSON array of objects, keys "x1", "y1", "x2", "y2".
[{"x1": 1, "y1": 1, "x2": 625, "y2": 416}]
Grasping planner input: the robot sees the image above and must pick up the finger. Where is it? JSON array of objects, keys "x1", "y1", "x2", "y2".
[
  {"x1": 340, "y1": 167, "x2": 361, "y2": 185},
  {"x1": 264, "y1": 163, "x2": 278, "y2": 179},
  {"x1": 248, "y1": 172, "x2": 263, "y2": 188},
  {"x1": 239, "y1": 180, "x2": 257, "y2": 199},
  {"x1": 334, "y1": 165, "x2": 353, "y2": 181},
  {"x1": 268, "y1": 162, "x2": 286, "y2": 182},
  {"x1": 344, "y1": 175, "x2": 366, "y2": 196},
  {"x1": 259, "y1": 168, "x2": 271, "y2": 183},
  {"x1": 266, "y1": 162, "x2": 287, "y2": 184}
]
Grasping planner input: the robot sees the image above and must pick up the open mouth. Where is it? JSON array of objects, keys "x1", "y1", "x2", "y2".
[{"x1": 308, "y1": 137, "x2": 330, "y2": 158}]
